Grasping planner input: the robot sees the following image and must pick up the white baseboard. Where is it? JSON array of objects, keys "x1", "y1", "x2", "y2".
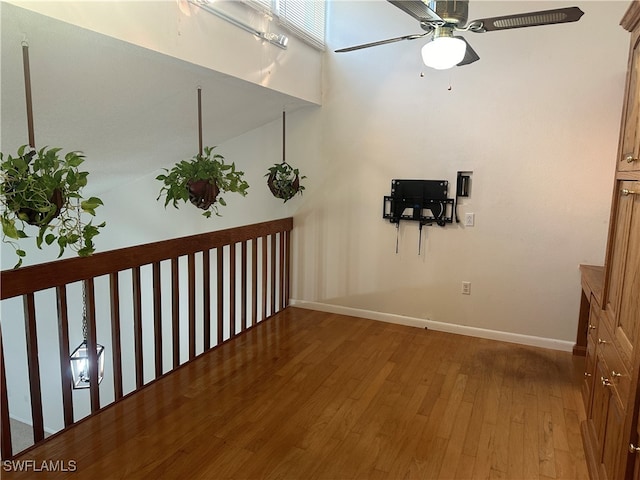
[
  {"x1": 289, "y1": 300, "x2": 575, "y2": 352},
  {"x1": 9, "y1": 414, "x2": 57, "y2": 435}
]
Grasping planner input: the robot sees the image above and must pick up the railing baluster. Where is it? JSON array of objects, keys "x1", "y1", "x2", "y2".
[
  {"x1": 229, "y1": 242, "x2": 236, "y2": 337},
  {"x1": 279, "y1": 232, "x2": 285, "y2": 311},
  {"x1": 55, "y1": 286, "x2": 74, "y2": 426},
  {"x1": 152, "y1": 263, "x2": 163, "y2": 378},
  {"x1": 270, "y1": 233, "x2": 277, "y2": 316},
  {"x1": 261, "y1": 236, "x2": 268, "y2": 322},
  {"x1": 23, "y1": 292, "x2": 44, "y2": 442},
  {"x1": 217, "y1": 248, "x2": 224, "y2": 344},
  {"x1": 171, "y1": 258, "x2": 180, "y2": 369},
  {"x1": 1, "y1": 325, "x2": 13, "y2": 459},
  {"x1": 109, "y1": 273, "x2": 123, "y2": 400},
  {"x1": 132, "y1": 268, "x2": 143, "y2": 389},
  {"x1": 284, "y1": 230, "x2": 291, "y2": 308},
  {"x1": 251, "y1": 238, "x2": 258, "y2": 327},
  {"x1": 241, "y1": 241, "x2": 248, "y2": 332},
  {"x1": 203, "y1": 250, "x2": 211, "y2": 351},
  {"x1": 188, "y1": 253, "x2": 196, "y2": 360},
  {"x1": 84, "y1": 279, "x2": 100, "y2": 413}
]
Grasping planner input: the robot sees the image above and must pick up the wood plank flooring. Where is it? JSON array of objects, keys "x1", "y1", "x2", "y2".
[{"x1": 4, "y1": 307, "x2": 589, "y2": 479}]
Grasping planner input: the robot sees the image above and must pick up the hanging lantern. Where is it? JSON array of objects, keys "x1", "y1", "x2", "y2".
[
  {"x1": 70, "y1": 341, "x2": 105, "y2": 389},
  {"x1": 70, "y1": 282, "x2": 105, "y2": 389}
]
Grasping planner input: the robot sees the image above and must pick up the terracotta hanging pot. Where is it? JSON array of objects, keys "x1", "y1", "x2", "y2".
[{"x1": 187, "y1": 179, "x2": 220, "y2": 210}]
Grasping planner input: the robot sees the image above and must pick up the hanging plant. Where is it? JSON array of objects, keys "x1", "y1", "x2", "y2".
[
  {"x1": 0, "y1": 44, "x2": 104, "y2": 268},
  {"x1": 1, "y1": 145, "x2": 105, "y2": 268},
  {"x1": 266, "y1": 110, "x2": 306, "y2": 203},
  {"x1": 156, "y1": 146, "x2": 249, "y2": 218},
  {"x1": 265, "y1": 162, "x2": 306, "y2": 202}
]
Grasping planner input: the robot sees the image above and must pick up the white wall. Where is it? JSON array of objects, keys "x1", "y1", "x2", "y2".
[
  {"x1": 8, "y1": 0, "x2": 321, "y2": 104},
  {"x1": 290, "y1": 0, "x2": 630, "y2": 349}
]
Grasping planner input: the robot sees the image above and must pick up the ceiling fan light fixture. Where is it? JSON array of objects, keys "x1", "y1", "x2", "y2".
[{"x1": 421, "y1": 35, "x2": 466, "y2": 70}]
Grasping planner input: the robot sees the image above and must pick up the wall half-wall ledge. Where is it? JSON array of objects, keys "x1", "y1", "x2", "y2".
[{"x1": 289, "y1": 300, "x2": 574, "y2": 353}]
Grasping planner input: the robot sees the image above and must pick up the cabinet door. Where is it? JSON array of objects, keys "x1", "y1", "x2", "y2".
[
  {"x1": 619, "y1": 31, "x2": 640, "y2": 172},
  {"x1": 616, "y1": 183, "x2": 640, "y2": 360},
  {"x1": 601, "y1": 395, "x2": 626, "y2": 480},
  {"x1": 592, "y1": 356, "x2": 612, "y2": 456},
  {"x1": 633, "y1": 410, "x2": 640, "y2": 479},
  {"x1": 605, "y1": 181, "x2": 640, "y2": 363},
  {"x1": 583, "y1": 338, "x2": 596, "y2": 410}
]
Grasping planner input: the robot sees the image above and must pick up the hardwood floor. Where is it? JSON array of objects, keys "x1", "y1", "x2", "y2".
[{"x1": 5, "y1": 307, "x2": 588, "y2": 479}]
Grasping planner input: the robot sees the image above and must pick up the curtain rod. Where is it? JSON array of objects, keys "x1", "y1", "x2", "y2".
[{"x1": 190, "y1": 0, "x2": 288, "y2": 49}]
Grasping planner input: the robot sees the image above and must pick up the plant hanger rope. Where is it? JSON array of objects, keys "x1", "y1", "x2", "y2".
[
  {"x1": 197, "y1": 86, "x2": 203, "y2": 157},
  {"x1": 22, "y1": 41, "x2": 35, "y2": 150},
  {"x1": 282, "y1": 110, "x2": 286, "y2": 165}
]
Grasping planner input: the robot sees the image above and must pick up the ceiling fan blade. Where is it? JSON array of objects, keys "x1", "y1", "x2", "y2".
[
  {"x1": 457, "y1": 37, "x2": 479, "y2": 66},
  {"x1": 335, "y1": 32, "x2": 430, "y2": 53},
  {"x1": 471, "y1": 6, "x2": 584, "y2": 32},
  {"x1": 387, "y1": 0, "x2": 444, "y2": 25}
]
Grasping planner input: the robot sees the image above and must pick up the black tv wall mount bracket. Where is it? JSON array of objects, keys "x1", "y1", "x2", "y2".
[{"x1": 383, "y1": 179, "x2": 454, "y2": 227}]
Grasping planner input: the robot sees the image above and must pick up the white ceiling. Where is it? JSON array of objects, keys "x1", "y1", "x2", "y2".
[{"x1": 0, "y1": 3, "x2": 315, "y2": 193}]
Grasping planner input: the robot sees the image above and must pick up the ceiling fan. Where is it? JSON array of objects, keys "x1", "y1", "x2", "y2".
[{"x1": 335, "y1": 0, "x2": 584, "y2": 70}]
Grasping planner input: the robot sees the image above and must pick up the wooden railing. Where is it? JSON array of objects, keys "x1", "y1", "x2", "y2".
[{"x1": 0, "y1": 217, "x2": 292, "y2": 459}]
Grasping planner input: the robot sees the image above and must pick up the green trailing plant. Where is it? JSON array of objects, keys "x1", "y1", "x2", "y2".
[
  {"x1": 1, "y1": 145, "x2": 105, "y2": 268},
  {"x1": 156, "y1": 146, "x2": 249, "y2": 218},
  {"x1": 265, "y1": 162, "x2": 306, "y2": 202}
]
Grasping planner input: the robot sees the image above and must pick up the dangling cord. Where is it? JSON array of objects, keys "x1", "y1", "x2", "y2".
[
  {"x1": 22, "y1": 41, "x2": 35, "y2": 150},
  {"x1": 395, "y1": 222, "x2": 400, "y2": 254},
  {"x1": 418, "y1": 223, "x2": 424, "y2": 255},
  {"x1": 197, "y1": 87, "x2": 203, "y2": 156}
]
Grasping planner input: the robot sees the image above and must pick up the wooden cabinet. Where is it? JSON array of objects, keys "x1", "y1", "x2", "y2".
[{"x1": 581, "y1": 2, "x2": 640, "y2": 479}]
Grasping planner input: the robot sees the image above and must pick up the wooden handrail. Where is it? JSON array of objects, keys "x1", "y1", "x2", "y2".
[
  {"x1": 0, "y1": 217, "x2": 293, "y2": 460},
  {"x1": 1, "y1": 217, "x2": 292, "y2": 300}
]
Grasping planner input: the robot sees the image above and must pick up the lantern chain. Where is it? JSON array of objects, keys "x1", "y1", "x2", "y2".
[{"x1": 81, "y1": 280, "x2": 88, "y2": 342}]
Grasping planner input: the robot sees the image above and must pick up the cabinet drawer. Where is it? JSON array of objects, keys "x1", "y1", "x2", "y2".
[{"x1": 597, "y1": 321, "x2": 631, "y2": 410}]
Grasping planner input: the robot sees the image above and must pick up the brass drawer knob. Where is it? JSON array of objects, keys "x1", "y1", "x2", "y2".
[
  {"x1": 601, "y1": 376, "x2": 612, "y2": 387},
  {"x1": 588, "y1": 324, "x2": 596, "y2": 330},
  {"x1": 624, "y1": 155, "x2": 638, "y2": 164},
  {"x1": 621, "y1": 189, "x2": 638, "y2": 196},
  {"x1": 630, "y1": 444, "x2": 640, "y2": 453},
  {"x1": 598, "y1": 338, "x2": 608, "y2": 345},
  {"x1": 584, "y1": 372, "x2": 592, "y2": 377}
]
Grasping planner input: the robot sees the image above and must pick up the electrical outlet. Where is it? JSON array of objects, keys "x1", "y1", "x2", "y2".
[
  {"x1": 462, "y1": 281, "x2": 471, "y2": 295},
  {"x1": 464, "y1": 213, "x2": 475, "y2": 227}
]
